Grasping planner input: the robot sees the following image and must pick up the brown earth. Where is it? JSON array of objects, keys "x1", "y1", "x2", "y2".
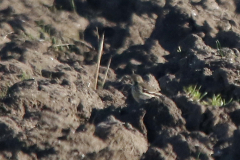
[{"x1": 1, "y1": 0, "x2": 240, "y2": 159}]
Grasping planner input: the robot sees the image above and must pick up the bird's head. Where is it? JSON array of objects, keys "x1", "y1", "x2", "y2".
[{"x1": 131, "y1": 74, "x2": 144, "y2": 84}]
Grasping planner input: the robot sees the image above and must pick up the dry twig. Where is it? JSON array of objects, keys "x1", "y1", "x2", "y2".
[
  {"x1": 94, "y1": 33, "x2": 105, "y2": 89},
  {"x1": 102, "y1": 55, "x2": 112, "y2": 88}
]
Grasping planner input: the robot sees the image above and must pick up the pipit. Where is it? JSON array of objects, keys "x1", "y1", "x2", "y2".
[{"x1": 131, "y1": 74, "x2": 162, "y2": 103}]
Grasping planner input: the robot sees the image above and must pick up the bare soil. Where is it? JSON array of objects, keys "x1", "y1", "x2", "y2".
[{"x1": 1, "y1": 0, "x2": 240, "y2": 159}]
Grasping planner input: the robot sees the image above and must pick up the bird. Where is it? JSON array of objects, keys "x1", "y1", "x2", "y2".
[{"x1": 131, "y1": 74, "x2": 162, "y2": 103}]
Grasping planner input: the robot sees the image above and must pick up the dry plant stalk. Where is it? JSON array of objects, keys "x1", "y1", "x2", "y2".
[
  {"x1": 52, "y1": 43, "x2": 73, "y2": 47},
  {"x1": 102, "y1": 55, "x2": 112, "y2": 88},
  {"x1": 94, "y1": 33, "x2": 105, "y2": 90}
]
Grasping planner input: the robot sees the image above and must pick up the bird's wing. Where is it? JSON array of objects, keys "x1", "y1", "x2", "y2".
[
  {"x1": 142, "y1": 83, "x2": 162, "y2": 96},
  {"x1": 148, "y1": 91, "x2": 162, "y2": 96}
]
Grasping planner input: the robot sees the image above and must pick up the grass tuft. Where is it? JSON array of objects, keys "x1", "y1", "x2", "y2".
[
  {"x1": 204, "y1": 94, "x2": 233, "y2": 107},
  {"x1": 184, "y1": 85, "x2": 207, "y2": 102}
]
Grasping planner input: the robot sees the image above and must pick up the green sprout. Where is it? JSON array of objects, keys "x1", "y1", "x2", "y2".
[
  {"x1": 21, "y1": 72, "x2": 31, "y2": 81},
  {"x1": 184, "y1": 85, "x2": 207, "y2": 102},
  {"x1": 35, "y1": 20, "x2": 56, "y2": 36},
  {"x1": 71, "y1": 0, "x2": 76, "y2": 12},
  {"x1": 216, "y1": 40, "x2": 225, "y2": 57},
  {"x1": 206, "y1": 94, "x2": 233, "y2": 107}
]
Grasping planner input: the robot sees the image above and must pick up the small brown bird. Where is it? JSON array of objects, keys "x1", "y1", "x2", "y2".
[{"x1": 131, "y1": 74, "x2": 162, "y2": 103}]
